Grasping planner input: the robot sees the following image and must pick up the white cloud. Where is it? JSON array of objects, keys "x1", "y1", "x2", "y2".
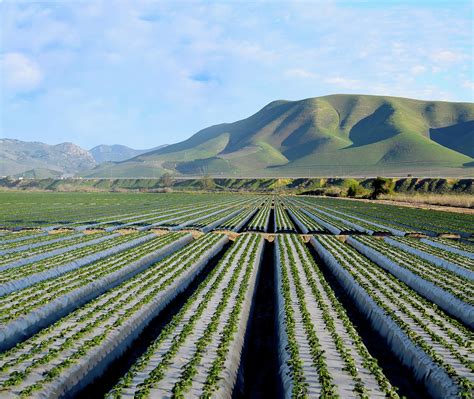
[
  {"x1": 285, "y1": 68, "x2": 318, "y2": 79},
  {"x1": 431, "y1": 50, "x2": 467, "y2": 64},
  {"x1": 1, "y1": 52, "x2": 43, "y2": 92},
  {"x1": 410, "y1": 65, "x2": 426, "y2": 75},
  {"x1": 324, "y1": 76, "x2": 361, "y2": 89},
  {"x1": 462, "y1": 80, "x2": 474, "y2": 90}
]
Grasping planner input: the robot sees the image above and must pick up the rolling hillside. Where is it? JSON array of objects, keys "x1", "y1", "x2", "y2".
[{"x1": 84, "y1": 94, "x2": 473, "y2": 177}]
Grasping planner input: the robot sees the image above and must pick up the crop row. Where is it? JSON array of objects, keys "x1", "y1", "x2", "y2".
[
  {"x1": 307, "y1": 197, "x2": 472, "y2": 237},
  {"x1": 0, "y1": 230, "x2": 45, "y2": 244},
  {"x1": 217, "y1": 207, "x2": 258, "y2": 231},
  {"x1": 0, "y1": 232, "x2": 110, "y2": 267},
  {"x1": 0, "y1": 233, "x2": 228, "y2": 397},
  {"x1": 296, "y1": 198, "x2": 410, "y2": 235},
  {"x1": 347, "y1": 236, "x2": 474, "y2": 326},
  {"x1": 283, "y1": 202, "x2": 327, "y2": 233},
  {"x1": 107, "y1": 233, "x2": 264, "y2": 398},
  {"x1": 421, "y1": 237, "x2": 474, "y2": 260},
  {"x1": 275, "y1": 234, "x2": 397, "y2": 398},
  {"x1": 288, "y1": 198, "x2": 363, "y2": 233},
  {"x1": 297, "y1": 201, "x2": 392, "y2": 235},
  {"x1": 246, "y1": 203, "x2": 272, "y2": 232},
  {"x1": 1, "y1": 193, "x2": 255, "y2": 229},
  {"x1": 183, "y1": 203, "x2": 256, "y2": 232},
  {"x1": 166, "y1": 200, "x2": 249, "y2": 229},
  {"x1": 101, "y1": 203, "x2": 216, "y2": 231},
  {"x1": 274, "y1": 201, "x2": 296, "y2": 232},
  {"x1": 0, "y1": 231, "x2": 76, "y2": 252},
  {"x1": 0, "y1": 232, "x2": 151, "y2": 289},
  {"x1": 299, "y1": 206, "x2": 353, "y2": 234},
  {"x1": 0, "y1": 232, "x2": 192, "y2": 351},
  {"x1": 312, "y1": 235, "x2": 473, "y2": 398},
  {"x1": 386, "y1": 236, "x2": 474, "y2": 275}
]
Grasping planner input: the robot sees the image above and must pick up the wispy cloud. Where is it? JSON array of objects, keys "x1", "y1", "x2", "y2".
[
  {"x1": 324, "y1": 77, "x2": 362, "y2": 90},
  {"x1": 431, "y1": 50, "x2": 468, "y2": 64},
  {"x1": 463, "y1": 80, "x2": 474, "y2": 90},
  {"x1": 1, "y1": 52, "x2": 43, "y2": 92},
  {"x1": 285, "y1": 68, "x2": 318, "y2": 79},
  {"x1": 410, "y1": 65, "x2": 427, "y2": 76}
]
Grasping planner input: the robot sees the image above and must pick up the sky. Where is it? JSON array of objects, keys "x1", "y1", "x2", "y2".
[{"x1": 1, "y1": 0, "x2": 473, "y2": 149}]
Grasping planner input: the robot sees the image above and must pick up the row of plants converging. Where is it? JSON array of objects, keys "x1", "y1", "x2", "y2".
[
  {"x1": 291, "y1": 198, "x2": 397, "y2": 236},
  {"x1": 0, "y1": 232, "x2": 152, "y2": 287},
  {"x1": 99, "y1": 204, "x2": 215, "y2": 230},
  {"x1": 424, "y1": 237, "x2": 474, "y2": 256},
  {"x1": 295, "y1": 198, "x2": 412, "y2": 235},
  {"x1": 164, "y1": 200, "x2": 249, "y2": 229},
  {"x1": 0, "y1": 193, "x2": 472, "y2": 399},
  {"x1": 99, "y1": 202, "x2": 224, "y2": 231},
  {"x1": 0, "y1": 194, "x2": 150, "y2": 227},
  {"x1": 74, "y1": 202, "x2": 213, "y2": 231},
  {"x1": 0, "y1": 197, "x2": 165, "y2": 229},
  {"x1": 347, "y1": 236, "x2": 474, "y2": 316},
  {"x1": 245, "y1": 198, "x2": 273, "y2": 232},
  {"x1": 274, "y1": 200, "x2": 296, "y2": 232},
  {"x1": 180, "y1": 199, "x2": 261, "y2": 232},
  {"x1": 0, "y1": 232, "x2": 192, "y2": 351},
  {"x1": 311, "y1": 203, "x2": 394, "y2": 235},
  {"x1": 0, "y1": 231, "x2": 111, "y2": 267},
  {"x1": 0, "y1": 232, "x2": 183, "y2": 321},
  {"x1": 107, "y1": 233, "x2": 264, "y2": 398},
  {"x1": 275, "y1": 234, "x2": 398, "y2": 398},
  {"x1": 283, "y1": 202, "x2": 327, "y2": 233},
  {"x1": 216, "y1": 206, "x2": 258, "y2": 232},
  {"x1": 96, "y1": 204, "x2": 202, "y2": 229},
  {"x1": 0, "y1": 231, "x2": 76, "y2": 252},
  {"x1": 298, "y1": 205, "x2": 355, "y2": 234},
  {"x1": 387, "y1": 236, "x2": 474, "y2": 273},
  {"x1": 307, "y1": 197, "x2": 473, "y2": 237},
  {"x1": 0, "y1": 192, "x2": 252, "y2": 228},
  {"x1": 0, "y1": 232, "x2": 228, "y2": 398},
  {"x1": 7, "y1": 194, "x2": 259, "y2": 231},
  {"x1": 312, "y1": 235, "x2": 474, "y2": 399}
]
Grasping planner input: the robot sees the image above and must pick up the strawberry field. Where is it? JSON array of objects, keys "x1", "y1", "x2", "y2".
[{"x1": 0, "y1": 191, "x2": 472, "y2": 398}]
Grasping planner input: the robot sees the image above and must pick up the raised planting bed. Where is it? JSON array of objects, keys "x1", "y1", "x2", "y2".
[
  {"x1": 0, "y1": 233, "x2": 229, "y2": 397},
  {"x1": 107, "y1": 233, "x2": 264, "y2": 398},
  {"x1": 311, "y1": 235, "x2": 474, "y2": 399},
  {"x1": 275, "y1": 234, "x2": 397, "y2": 398}
]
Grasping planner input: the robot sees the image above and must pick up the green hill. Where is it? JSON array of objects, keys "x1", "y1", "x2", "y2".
[{"x1": 82, "y1": 94, "x2": 474, "y2": 178}]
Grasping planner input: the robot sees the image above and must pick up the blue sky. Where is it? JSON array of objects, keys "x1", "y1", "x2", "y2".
[{"x1": 1, "y1": 0, "x2": 473, "y2": 149}]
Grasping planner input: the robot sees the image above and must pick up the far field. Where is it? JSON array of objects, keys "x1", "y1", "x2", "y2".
[{"x1": 0, "y1": 191, "x2": 472, "y2": 399}]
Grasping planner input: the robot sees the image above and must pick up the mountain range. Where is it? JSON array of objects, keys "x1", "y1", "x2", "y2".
[
  {"x1": 3, "y1": 94, "x2": 474, "y2": 178},
  {"x1": 0, "y1": 140, "x2": 160, "y2": 178},
  {"x1": 83, "y1": 94, "x2": 474, "y2": 178},
  {"x1": 0, "y1": 139, "x2": 95, "y2": 178}
]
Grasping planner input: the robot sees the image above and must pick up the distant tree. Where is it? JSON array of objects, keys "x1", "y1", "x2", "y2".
[
  {"x1": 347, "y1": 183, "x2": 358, "y2": 197},
  {"x1": 371, "y1": 177, "x2": 394, "y2": 199},
  {"x1": 159, "y1": 172, "x2": 174, "y2": 187},
  {"x1": 202, "y1": 175, "x2": 215, "y2": 191}
]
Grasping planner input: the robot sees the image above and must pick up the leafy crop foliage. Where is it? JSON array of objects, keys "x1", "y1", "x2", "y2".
[{"x1": 0, "y1": 192, "x2": 472, "y2": 398}]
